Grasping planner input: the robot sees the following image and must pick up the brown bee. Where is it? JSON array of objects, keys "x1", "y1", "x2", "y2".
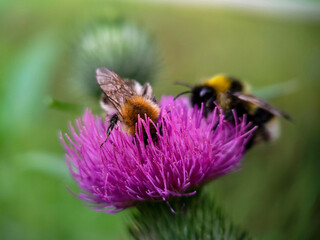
[{"x1": 96, "y1": 68, "x2": 160, "y2": 146}]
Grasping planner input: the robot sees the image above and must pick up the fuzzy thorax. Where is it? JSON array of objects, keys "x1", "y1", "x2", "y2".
[
  {"x1": 120, "y1": 96, "x2": 160, "y2": 135},
  {"x1": 204, "y1": 75, "x2": 231, "y2": 93}
]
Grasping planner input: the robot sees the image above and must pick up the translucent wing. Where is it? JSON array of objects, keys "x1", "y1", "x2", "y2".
[
  {"x1": 96, "y1": 67, "x2": 135, "y2": 96},
  {"x1": 232, "y1": 92, "x2": 292, "y2": 121},
  {"x1": 100, "y1": 93, "x2": 118, "y2": 114},
  {"x1": 96, "y1": 68, "x2": 135, "y2": 111}
]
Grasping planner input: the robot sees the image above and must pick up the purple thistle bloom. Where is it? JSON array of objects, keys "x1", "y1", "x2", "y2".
[{"x1": 61, "y1": 96, "x2": 254, "y2": 213}]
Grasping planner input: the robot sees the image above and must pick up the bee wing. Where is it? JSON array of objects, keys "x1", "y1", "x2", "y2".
[
  {"x1": 96, "y1": 68, "x2": 136, "y2": 112},
  {"x1": 232, "y1": 92, "x2": 292, "y2": 121},
  {"x1": 96, "y1": 68, "x2": 135, "y2": 97},
  {"x1": 100, "y1": 93, "x2": 118, "y2": 115}
]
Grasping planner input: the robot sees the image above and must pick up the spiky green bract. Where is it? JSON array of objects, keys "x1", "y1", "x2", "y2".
[
  {"x1": 72, "y1": 20, "x2": 158, "y2": 96},
  {"x1": 128, "y1": 192, "x2": 253, "y2": 240}
]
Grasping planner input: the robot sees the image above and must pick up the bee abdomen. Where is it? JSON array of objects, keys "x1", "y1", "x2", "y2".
[{"x1": 252, "y1": 108, "x2": 274, "y2": 125}]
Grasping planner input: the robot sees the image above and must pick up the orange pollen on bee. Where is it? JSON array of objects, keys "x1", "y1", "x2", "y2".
[{"x1": 120, "y1": 95, "x2": 160, "y2": 135}]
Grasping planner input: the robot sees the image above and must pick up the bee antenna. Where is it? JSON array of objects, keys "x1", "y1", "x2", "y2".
[
  {"x1": 174, "y1": 91, "x2": 192, "y2": 101},
  {"x1": 174, "y1": 81, "x2": 192, "y2": 89}
]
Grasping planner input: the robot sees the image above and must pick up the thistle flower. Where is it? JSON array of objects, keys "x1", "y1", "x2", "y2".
[{"x1": 61, "y1": 97, "x2": 254, "y2": 213}]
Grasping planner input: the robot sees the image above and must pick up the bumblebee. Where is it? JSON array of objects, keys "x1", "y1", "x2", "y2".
[
  {"x1": 96, "y1": 67, "x2": 160, "y2": 147},
  {"x1": 176, "y1": 75, "x2": 291, "y2": 150}
]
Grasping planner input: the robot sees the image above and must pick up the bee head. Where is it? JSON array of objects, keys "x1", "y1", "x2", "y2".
[{"x1": 191, "y1": 86, "x2": 217, "y2": 110}]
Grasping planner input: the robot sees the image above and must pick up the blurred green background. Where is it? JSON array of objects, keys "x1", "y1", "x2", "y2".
[{"x1": 1, "y1": 0, "x2": 320, "y2": 239}]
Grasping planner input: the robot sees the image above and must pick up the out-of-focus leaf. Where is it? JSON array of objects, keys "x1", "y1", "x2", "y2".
[
  {"x1": 0, "y1": 32, "x2": 61, "y2": 139},
  {"x1": 252, "y1": 79, "x2": 298, "y2": 100},
  {"x1": 0, "y1": 0, "x2": 11, "y2": 13},
  {"x1": 16, "y1": 151, "x2": 71, "y2": 181},
  {"x1": 0, "y1": 151, "x2": 71, "y2": 202},
  {"x1": 45, "y1": 96, "x2": 84, "y2": 113}
]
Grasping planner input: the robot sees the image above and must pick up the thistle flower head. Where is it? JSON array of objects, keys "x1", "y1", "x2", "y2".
[{"x1": 61, "y1": 97, "x2": 254, "y2": 213}]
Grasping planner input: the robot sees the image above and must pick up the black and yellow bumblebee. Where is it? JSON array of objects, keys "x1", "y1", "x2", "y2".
[{"x1": 176, "y1": 75, "x2": 292, "y2": 150}]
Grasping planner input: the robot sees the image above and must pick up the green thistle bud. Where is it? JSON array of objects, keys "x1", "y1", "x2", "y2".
[{"x1": 72, "y1": 20, "x2": 158, "y2": 97}]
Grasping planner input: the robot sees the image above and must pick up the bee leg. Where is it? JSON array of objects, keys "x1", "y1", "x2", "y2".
[
  {"x1": 205, "y1": 96, "x2": 216, "y2": 108},
  {"x1": 204, "y1": 97, "x2": 216, "y2": 108},
  {"x1": 223, "y1": 109, "x2": 235, "y2": 123},
  {"x1": 243, "y1": 109, "x2": 274, "y2": 151},
  {"x1": 100, "y1": 114, "x2": 119, "y2": 147},
  {"x1": 260, "y1": 126, "x2": 271, "y2": 142},
  {"x1": 204, "y1": 96, "x2": 216, "y2": 117}
]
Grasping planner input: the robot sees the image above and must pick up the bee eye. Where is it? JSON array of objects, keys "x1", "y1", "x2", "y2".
[
  {"x1": 199, "y1": 87, "x2": 215, "y2": 99},
  {"x1": 200, "y1": 88, "x2": 208, "y2": 97}
]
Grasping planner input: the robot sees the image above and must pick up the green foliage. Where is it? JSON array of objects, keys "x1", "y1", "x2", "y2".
[
  {"x1": 129, "y1": 192, "x2": 253, "y2": 240},
  {"x1": 45, "y1": 97, "x2": 84, "y2": 113},
  {"x1": 252, "y1": 79, "x2": 297, "y2": 101},
  {"x1": 0, "y1": 32, "x2": 61, "y2": 143},
  {"x1": 72, "y1": 20, "x2": 159, "y2": 97}
]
